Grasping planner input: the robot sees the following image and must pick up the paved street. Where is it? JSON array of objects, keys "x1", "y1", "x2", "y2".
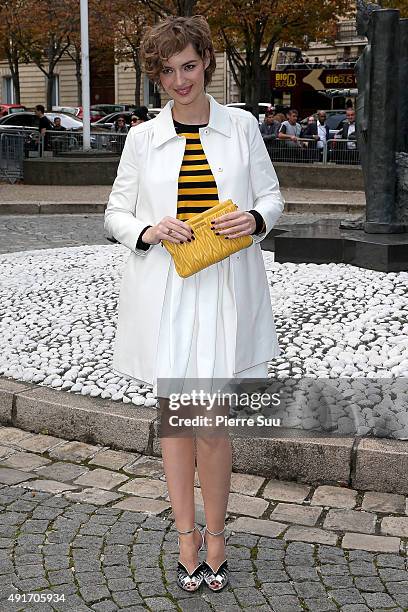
[
  {"x1": 1, "y1": 425, "x2": 408, "y2": 611},
  {"x1": 0, "y1": 212, "x2": 357, "y2": 255},
  {"x1": 0, "y1": 214, "x2": 107, "y2": 254}
]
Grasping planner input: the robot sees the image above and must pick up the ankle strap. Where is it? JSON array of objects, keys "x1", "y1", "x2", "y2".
[
  {"x1": 205, "y1": 525, "x2": 226, "y2": 536},
  {"x1": 176, "y1": 525, "x2": 197, "y2": 535}
]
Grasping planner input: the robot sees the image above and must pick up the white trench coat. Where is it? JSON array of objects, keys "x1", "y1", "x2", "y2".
[{"x1": 104, "y1": 93, "x2": 285, "y2": 386}]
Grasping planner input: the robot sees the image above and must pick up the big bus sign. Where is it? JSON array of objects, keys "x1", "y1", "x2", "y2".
[{"x1": 271, "y1": 68, "x2": 356, "y2": 91}]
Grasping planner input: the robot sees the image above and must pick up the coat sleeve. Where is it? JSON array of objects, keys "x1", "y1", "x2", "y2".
[
  {"x1": 247, "y1": 114, "x2": 285, "y2": 244},
  {"x1": 104, "y1": 128, "x2": 153, "y2": 256}
]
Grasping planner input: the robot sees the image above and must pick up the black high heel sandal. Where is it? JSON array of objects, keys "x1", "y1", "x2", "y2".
[
  {"x1": 202, "y1": 525, "x2": 229, "y2": 592},
  {"x1": 176, "y1": 525, "x2": 205, "y2": 592}
]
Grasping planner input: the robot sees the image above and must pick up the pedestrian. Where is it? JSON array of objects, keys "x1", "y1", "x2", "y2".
[
  {"x1": 259, "y1": 109, "x2": 280, "y2": 142},
  {"x1": 53, "y1": 117, "x2": 66, "y2": 131},
  {"x1": 338, "y1": 107, "x2": 356, "y2": 142},
  {"x1": 301, "y1": 110, "x2": 330, "y2": 160},
  {"x1": 278, "y1": 108, "x2": 303, "y2": 160},
  {"x1": 111, "y1": 115, "x2": 129, "y2": 133},
  {"x1": 273, "y1": 112, "x2": 286, "y2": 125},
  {"x1": 104, "y1": 14, "x2": 283, "y2": 594},
  {"x1": 334, "y1": 107, "x2": 358, "y2": 164},
  {"x1": 130, "y1": 115, "x2": 143, "y2": 127},
  {"x1": 34, "y1": 104, "x2": 53, "y2": 155},
  {"x1": 278, "y1": 108, "x2": 302, "y2": 142},
  {"x1": 110, "y1": 115, "x2": 128, "y2": 153},
  {"x1": 50, "y1": 116, "x2": 67, "y2": 155},
  {"x1": 130, "y1": 107, "x2": 150, "y2": 127}
]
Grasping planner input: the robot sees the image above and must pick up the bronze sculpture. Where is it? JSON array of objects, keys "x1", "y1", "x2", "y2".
[{"x1": 355, "y1": 0, "x2": 407, "y2": 233}]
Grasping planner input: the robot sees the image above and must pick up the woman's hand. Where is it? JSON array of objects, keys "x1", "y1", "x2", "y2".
[
  {"x1": 142, "y1": 216, "x2": 193, "y2": 245},
  {"x1": 210, "y1": 211, "x2": 256, "y2": 239}
]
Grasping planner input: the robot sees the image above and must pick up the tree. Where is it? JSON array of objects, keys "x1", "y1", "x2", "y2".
[
  {"x1": 206, "y1": 0, "x2": 351, "y2": 118},
  {"x1": 136, "y1": 0, "x2": 351, "y2": 117},
  {"x1": 91, "y1": 0, "x2": 154, "y2": 106},
  {"x1": 0, "y1": 0, "x2": 28, "y2": 103},
  {"x1": 381, "y1": 0, "x2": 408, "y2": 17},
  {"x1": 12, "y1": 0, "x2": 77, "y2": 110},
  {"x1": 140, "y1": 0, "x2": 198, "y2": 17}
]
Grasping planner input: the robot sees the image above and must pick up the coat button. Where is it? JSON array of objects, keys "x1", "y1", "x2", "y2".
[
  {"x1": 218, "y1": 167, "x2": 223, "y2": 172},
  {"x1": 204, "y1": 129, "x2": 209, "y2": 134}
]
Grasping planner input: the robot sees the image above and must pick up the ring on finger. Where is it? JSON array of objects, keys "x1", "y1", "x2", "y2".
[{"x1": 168, "y1": 228, "x2": 173, "y2": 237}]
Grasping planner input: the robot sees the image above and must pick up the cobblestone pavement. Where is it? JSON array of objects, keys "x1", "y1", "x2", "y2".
[
  {"x1": 0, "y1": 215, "x2": 107, "y2": 254},
  {"x1": 0, "y1": 212, "x2": 361, "y2": 254},
  {"x1": 1, "y1": 426, "x2": 408, "y2": 611}
]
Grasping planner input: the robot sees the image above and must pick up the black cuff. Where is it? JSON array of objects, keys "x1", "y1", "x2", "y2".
[
  {"x1": 247, "y1": 210, "x2": 265, "y2": 235},
  {"x1": 136, "y1": 225, "x2": 152, "y2": 251}
]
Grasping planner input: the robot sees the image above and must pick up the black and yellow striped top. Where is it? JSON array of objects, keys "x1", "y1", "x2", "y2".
[{"x1": 174, "y1": 120, "x2": 219, "y2": 222}]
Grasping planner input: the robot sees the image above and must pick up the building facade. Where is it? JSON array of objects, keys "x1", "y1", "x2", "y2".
[
  {"x1": 0, "y1": 51, "x2": 230, "y2": 109},
  {"x1": 304, "y1": 18, "x2": 367, "y2": 64},
  {"x1": 0, "y1": 15, "x2": 366, "y2": 111}
]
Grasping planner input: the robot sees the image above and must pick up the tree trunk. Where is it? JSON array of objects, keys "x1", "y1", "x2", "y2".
[
  {"x1": 183, "y1": 0, "x2": 196, "y2": 16},
  {"x1": 5, "y1": 43, "x2": 21, "y2": 104},
  {"x1": 244, "y1": 53, "x2": 252, "y2": 105},
  {"x1": 13, "y1": 72, "x2": 21, "y2": 104},
  {"x1": 12, "y1": 45, "x2": 21, "y2": 104},
  {"x1": 46, "y1": 72, "x2": 54, "y2": 111},
  {"x1": 134, "y1": 62, "x2": 142, "y2": 106},
  {"x1": 76, "y1": 54, "x2": 82, "y2": 106},
  {"x1": 249, "y1": 36, "x2": 262, "y2": 121}
]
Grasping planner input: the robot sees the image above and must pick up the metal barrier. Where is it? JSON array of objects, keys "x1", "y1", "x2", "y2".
[
  {"x1": 43, "y1": 131, "x2": 128, "y2": 155},
  {"x1": 327, "y1": 138, "x2": 360, "y2": 166},
  {"x1": 264, "y1": 138, "x2": 322, "y2": 164},
  {"x1": 0, "y1": 128, "x2": 361, "y2": 184},
  {"x1": 264, "y1": 136, "x2": 360, "y2": 166},
  {"x1": 0, "y1": 132, "x2": 25, "y2": 183}
]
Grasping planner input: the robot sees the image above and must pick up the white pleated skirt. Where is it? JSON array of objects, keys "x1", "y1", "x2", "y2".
[{"x1": 153, "y1": 256, "x2": 268, "y2": 398}]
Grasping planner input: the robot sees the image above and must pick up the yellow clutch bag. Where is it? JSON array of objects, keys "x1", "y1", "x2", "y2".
[{"x1": 162, "y1": 199, "x2": 253, "y2": 278}]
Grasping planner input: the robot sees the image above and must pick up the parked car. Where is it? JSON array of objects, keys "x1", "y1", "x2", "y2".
[
  {"x1": 90, "y1": 104, "x2": 137, "y2": 115},
  {"x1": 0, "y1": 104, "x2": 27, "y2": 117},
  {"x1": 0, "y1": 111, "x2": 114, "y2": 154},
  {"x1": 326, "y1": 112, "x2": 348, "y2": 137},
  {"x1": 226, "y1": 102, "x2": 272, "y2": 124},
  {"x1": 0, "y1": 112, "x2": 39, "y2": 128},
  {"x1": 146, "y1": 107, "x2": 162, "y2": 118},
  {"x1": 300, "y1": 110, "x2": 347, "y2": 138},
  {"x1": 0, "y1": 111, "x2": 111, "y2": 132},
  {"x1": 52, "y1": 106, "x2": 106, "y2": 122},
  {"x1": 91, "y1": 111, "x2": 134, "y2": 129},
  {"x1": 0, "y1": 112, "x2": 42, "y2": 155}
]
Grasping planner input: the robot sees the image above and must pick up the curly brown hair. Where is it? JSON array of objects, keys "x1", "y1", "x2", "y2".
[{"x1": 140, "y1": 15, "x2": 216, "y2": 89}]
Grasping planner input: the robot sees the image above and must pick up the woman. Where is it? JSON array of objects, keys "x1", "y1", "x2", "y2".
[
  {"x1": 104, "y1": 15, "x2": 284, "y2": 593},
  {"x1": 111, "y1": 115, "x2": 129, "y2": 133},
  {"x1": 110, "y1": 115, "x2": 128, "y2": 154},
  {"x1": 131, "y1": 106, "x2": 150, "y2": 127}
]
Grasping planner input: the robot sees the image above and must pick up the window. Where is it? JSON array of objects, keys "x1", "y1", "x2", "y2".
[
  {"x1": 3, "y1": 114, "x2": 37, "y2": 126},
  {"x1": 51, "y1": 75, "x2": 60, "y2": 107},
  {"x1": 3, "y1": 77, "x2": 15, "y2": 104},
  {"x1": 144, "y1": 74, "x2": 160, "y2": 107}
]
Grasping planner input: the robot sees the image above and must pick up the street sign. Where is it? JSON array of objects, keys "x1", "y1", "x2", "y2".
[{"x1": 271, "y1": 68, "x2": 356, "y2": 91}]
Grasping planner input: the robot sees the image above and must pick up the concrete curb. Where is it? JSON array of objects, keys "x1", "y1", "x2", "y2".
[
  {"x1": 0, "y1": 200, "x2": 365, "y2": 216},
  {"x1": 1, "y1": 376, "x2": 407, "y2": 493},
  {"x1": 0, "y1": 202, "x2": 106, "y2": 215}
]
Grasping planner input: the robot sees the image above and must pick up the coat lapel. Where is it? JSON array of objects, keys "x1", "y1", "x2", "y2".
[{"x1": 152, "y1": 93, "x2": 232, "y2": 148}]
